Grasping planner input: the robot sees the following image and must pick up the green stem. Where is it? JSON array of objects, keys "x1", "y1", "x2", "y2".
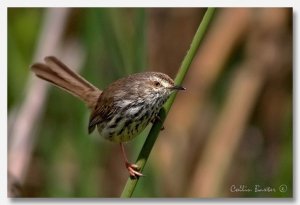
[{"x1": 121, "y1": 8, "x2": 216, "y2": 198}]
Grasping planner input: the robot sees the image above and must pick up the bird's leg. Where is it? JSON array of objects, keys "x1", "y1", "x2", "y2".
[{"x1": 120, "y1": 143, "x2": 143, "y2": 178}]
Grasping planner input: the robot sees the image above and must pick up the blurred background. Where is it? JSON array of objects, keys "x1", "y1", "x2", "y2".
[{"x1": 8, "y1": 8, "x2": 292, "y2": 197}]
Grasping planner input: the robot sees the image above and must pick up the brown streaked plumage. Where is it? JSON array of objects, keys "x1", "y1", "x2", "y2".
[{"x1": 31, "y1": 56, "x2": 185, "y2": 178}]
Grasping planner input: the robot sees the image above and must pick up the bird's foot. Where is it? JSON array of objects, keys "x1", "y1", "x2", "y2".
[{"x1": 125, "y1": 162, "x2": 143, "y2": 179}]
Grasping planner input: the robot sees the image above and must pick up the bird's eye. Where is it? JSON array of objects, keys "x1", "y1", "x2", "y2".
[{"x1": 154, "y1": 81, "x2": 161, "y2": 87}]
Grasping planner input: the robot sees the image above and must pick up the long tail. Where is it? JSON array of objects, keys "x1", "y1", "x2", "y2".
[{"x1": 31, "y1": 56, "x2": 101, "y2": 109}]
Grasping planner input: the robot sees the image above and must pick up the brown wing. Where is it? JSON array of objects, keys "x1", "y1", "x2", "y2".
[{"x1": 88, "y1": 93, "x2": 118, "y2": 134}]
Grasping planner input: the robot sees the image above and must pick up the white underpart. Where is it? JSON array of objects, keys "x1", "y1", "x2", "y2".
[
  {"x1": 112, "y1": 117, "x2": 126, "y2": 133},
  {"x1": 101, "y1": 113, "x2": 126, "y2": 138},
  {"x1": 126, "y1": 106, "x2": 140, "y2": 115},
  {"x1": 117, "y1": 99, "x2": 133, "y2": 107}
]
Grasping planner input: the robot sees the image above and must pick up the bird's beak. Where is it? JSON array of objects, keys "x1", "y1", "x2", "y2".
[{"x1": 170, "y1": 85, "x2": 186, "y2": 91}]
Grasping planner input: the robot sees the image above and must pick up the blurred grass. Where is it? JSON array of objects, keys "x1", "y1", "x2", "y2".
[
  {"x1": 81, "y1": 8, "x2": 146, "y2": 87},
  {"x1": 8, "y1": 9, "x2": 42, "y2": 108}
]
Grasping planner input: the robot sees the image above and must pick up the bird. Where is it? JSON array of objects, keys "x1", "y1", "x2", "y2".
[{"x1": 31, "y1": 56, "x2": 185, "y2": 178}]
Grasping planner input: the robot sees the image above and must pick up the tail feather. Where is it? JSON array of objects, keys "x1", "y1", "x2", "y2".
[{"x1": 31, "y1": 56, "x2": 101, "y2": 109}]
